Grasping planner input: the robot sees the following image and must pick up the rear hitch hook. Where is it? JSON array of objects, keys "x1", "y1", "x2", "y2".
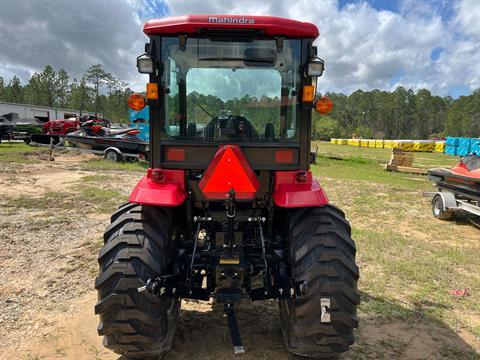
[{"x1": 224, "y1": 303, "x2": 245, "y2": 354}]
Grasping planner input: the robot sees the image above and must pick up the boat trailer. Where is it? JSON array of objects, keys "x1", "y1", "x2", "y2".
[
  {"x1": 424, "y1": 191, "x2": 480, "y2": 227},
  {"x1": 31, "y1": 136, "x2": 147, "y2": 162}
]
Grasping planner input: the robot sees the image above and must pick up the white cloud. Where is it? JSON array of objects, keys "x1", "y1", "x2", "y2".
[
  {"x1": 0, "y1": 0, "x2": 147, "y2": 85},
  {"x1": 161, "y1": 0, "x2": 480, "y2": 95},
  {"x1": 453, "y1": 0, "x2": 480, "y2": 40},
  {"x1": 0, "y1": 0, "x2": 479, "y2": 96}
]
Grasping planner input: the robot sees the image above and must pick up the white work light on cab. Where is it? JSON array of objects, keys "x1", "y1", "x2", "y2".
[
  {"x1": 306, "y1": 58, "x2": 325, "y2": 77},
  {"x1": 136, "y1": 53, "x2": 154, "y2": 74}
]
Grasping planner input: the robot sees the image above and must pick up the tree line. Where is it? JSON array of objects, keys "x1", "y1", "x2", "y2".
[
  {"x1": 181, "y1": 88, "x2": 480, "y2": 140},
  {"x1": 0, "y1": 65, "x2": 133, "y2": 123},
  {"x1": 0, "y1": 64, "x2": 478, "y2": 138},
  {"x1": 314, "y1": 87, "x2": 480, "y2": 140}
]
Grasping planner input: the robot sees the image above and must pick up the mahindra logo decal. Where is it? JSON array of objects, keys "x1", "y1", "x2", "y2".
[{"x1": 208, "y1": 17, "x2": 255, "y2": 24}]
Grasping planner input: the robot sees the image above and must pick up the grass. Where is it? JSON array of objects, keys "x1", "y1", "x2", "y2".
[
  {"x1": 314, "y1": 141, "x2": 458, "y2": 169},
  {"x1": 0, "y1": 142, "x2": 49, "y2": 163},
  {"x1": 78, "y1": 186, "x2": 127, "y2": 213},
  {"x1": 81, "y1": 158, "x2": 147, "y2": 172},
  {"x1": 0, "y1": 143, "x2": 147, "y2": 171},
  {"x1": 4, "y1": 187, "x2": 126, "y2": 215},
  {"x1": 312, "y1": 141, "x2": 458, "y2": 190}
]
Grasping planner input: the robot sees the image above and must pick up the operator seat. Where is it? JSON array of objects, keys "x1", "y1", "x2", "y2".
[
  {"x1": 264, "y1": 123, "x2": 275, "y2": 141},
  {"x1": 187, "y1": 122, "x2": 197, "y2": 138},
  {"x1": 204, "y1": 115, "x2": 258, "y2": 140}
]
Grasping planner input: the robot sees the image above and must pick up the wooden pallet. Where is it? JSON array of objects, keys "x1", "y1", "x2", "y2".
[
  {"x1": 385, "y1": 164, "x2": 427, "y2": 174},
  {"x1": 385, "y1": 148, "x2": 426, "y2": 174}
]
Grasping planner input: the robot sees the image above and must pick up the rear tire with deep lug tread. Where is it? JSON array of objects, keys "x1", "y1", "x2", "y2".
[
  {"x1": 280, "y1": 205, "x2": 360, "y2": 359},
  {"x1": 95, "y1": 203, "x2": 180, "y2": 359}
]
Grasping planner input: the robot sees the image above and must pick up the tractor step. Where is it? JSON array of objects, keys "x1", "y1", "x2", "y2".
[{"x1": 224, "y1": 303, "x2": 245, "y2": 354}]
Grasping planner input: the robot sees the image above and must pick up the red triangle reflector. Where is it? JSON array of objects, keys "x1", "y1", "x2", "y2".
[{"x1": 199, "y1": 145, "x2": 260, "y2": 200}]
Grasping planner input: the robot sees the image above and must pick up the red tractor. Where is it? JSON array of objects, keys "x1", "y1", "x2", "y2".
[{"x1": 95, "y1": 14, "x2": 359, "y2": 359}]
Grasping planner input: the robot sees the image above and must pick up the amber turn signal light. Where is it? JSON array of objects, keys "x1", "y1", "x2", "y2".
[
  {"x1": 127, "y1": 93, "x2": 147, "y2": 111},
  {"x1": 146, "y1": 82, "x2": 159, "y2": 100},
  {"x1": 302, "y1": 85, "x2": 316, "y2": 102},
  {"x1": 315, "y1": 96, "x2": 333, "y2": 114}
]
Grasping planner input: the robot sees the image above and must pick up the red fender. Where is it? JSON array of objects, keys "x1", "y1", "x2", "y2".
[
  {"x1": 129, "y1": 168, "x2": 187, "y2": 206},
  {"x1": 272, "y1": 171, "x2": 329, "y2": 208}
]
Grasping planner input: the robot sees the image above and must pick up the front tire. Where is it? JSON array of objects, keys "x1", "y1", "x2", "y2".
[
  {"x1": 280, "y1": 205, "x2": 360, "y2": 359},
  {"x1": 95, "y1": 203, "x2": 180, "y2": 359}
]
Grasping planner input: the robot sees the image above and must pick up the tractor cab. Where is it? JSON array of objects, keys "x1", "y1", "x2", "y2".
[
  {"x1": 129, "y1": 14, "x2": 331, "y2": 206},
  {"x1": 96, "y1": 15, "x2": 358, "y2": 360}
]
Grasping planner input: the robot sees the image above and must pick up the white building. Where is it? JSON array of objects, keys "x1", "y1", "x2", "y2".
[{"x1": 0, "y1": 101, "x2": 102, "y2": 122}]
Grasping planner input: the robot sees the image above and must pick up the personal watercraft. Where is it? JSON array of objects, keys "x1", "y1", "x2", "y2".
[
  {"x1": 0, "y1": 112, "x2": 43, "y2": 142},
  {"x1": 66, "y1": 120, "x2": 148, "y2": 157},
  {"x1": 428, "y1": 154, "x2": 480, "y2": 201}
]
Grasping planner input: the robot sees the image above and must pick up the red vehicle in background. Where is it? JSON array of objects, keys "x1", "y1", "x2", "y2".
[
  {"x1": 31, "y1": 115, "x2": 111, "y2": 144},
  {"x1": 42, "y1": 118, "x2": 80, "y2": 135}
]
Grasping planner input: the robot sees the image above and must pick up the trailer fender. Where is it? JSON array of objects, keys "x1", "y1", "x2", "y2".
[
  {"x1": 434, "y1": 191, "x2": 457, "y2": 211},
  {"x1": 104, "y1": 146, "x2": 122, "y2": 155},
  {"x1": 272, "y1": 171, "x2": 329, "y2": 208},
  {"x1": 129, "y1": 168, "x2": 187, "y2": 206},
  {"x1": 104, "y1": 147, "x2": 123, "y2": 162}
]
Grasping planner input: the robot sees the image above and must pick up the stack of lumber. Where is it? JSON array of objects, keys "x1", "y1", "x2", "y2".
[{"x1": 385, "y1": 148, "x2": 426, "y2": 174}]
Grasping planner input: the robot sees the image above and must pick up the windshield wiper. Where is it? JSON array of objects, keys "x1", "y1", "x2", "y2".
[{"x1": 189, "y1": 97, "x2": 215, "y2": 118}]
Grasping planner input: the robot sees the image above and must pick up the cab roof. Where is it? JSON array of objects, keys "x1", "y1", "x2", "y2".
[{"x1": 143, "y1": 15, "x2": 319, "y2": 39}]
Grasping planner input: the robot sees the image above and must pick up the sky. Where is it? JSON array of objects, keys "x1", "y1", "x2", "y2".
[{"x1": 0, "y1": 0, "x2": 479, "y2": 98}]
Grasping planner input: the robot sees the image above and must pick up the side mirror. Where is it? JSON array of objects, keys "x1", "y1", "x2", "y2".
[
  {"x1": 307, "y1": 58, "x2": 325, "y2": 77},
  {"x1": 137, "y1": 53, "x2": 154, "y2": 74}
]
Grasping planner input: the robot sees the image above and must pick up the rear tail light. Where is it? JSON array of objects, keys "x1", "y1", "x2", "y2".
[
  {"x1": 275, "y1": 150, "x2": 294, "y2": 164},
  {"x1": 295, "y1": 171, "x2": 308, "y2": 183},
  {"x1": 152, "y1": 169, "x2": 165, "y2": 183},
  {"x1": 166, "y1": 148, "x2": 185, "y2": 161}
]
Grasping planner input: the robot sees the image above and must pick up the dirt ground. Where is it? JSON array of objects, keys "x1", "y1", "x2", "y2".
[{"x1": 0, "y1": 150, "x2": 479, "y2": 360}]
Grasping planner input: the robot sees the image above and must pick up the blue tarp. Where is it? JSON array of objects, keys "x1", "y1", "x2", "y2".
[
  {"x1": 458, "y1": 137, "x2": 471, "y2": 149},
  {"x1": 472, "y1": 141, "x2": 480, "y2": 154},
  {"x1": 445, "y1": 137, "x2": 459, "y2": 147},
  {"x1": 128, "y1": 106, "x2": 149, "y2": 142},
  {"x1": 457, "y1": 147, "x2": 470, "y2": 156},
  {"x1": 444, "y1": 137, "x2": 480, "y2": 156},
  {"x1": 445, "y1": 146, "x2": 457, "y2": 156}
]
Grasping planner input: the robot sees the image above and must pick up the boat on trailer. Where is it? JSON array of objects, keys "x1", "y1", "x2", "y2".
[{"x1": 427, "y1": 153, "x2": 480, "y2": 222}]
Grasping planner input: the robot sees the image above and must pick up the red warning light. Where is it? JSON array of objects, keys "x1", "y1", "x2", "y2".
[{"x1": 199, "y1": 145, "x2": 260, "y2": 200}]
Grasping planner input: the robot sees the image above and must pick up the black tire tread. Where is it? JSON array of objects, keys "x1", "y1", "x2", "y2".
[
  {"x1": 95, "y1": 203, "x2": 180, "y2": 359},
  {"x1": 280, "y1": 205, "x2": 360, "y2": 359}
]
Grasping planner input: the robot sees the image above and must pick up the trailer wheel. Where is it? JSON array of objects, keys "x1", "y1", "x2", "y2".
[
  {"x1": 105, "y1": 149, "x2": 122, "y2": 162},
  {"x1": 95, "y1": 204, "x2": 180, "y2": 359},
  {"x1": 432, "y1": 194, "x2": 453, "y2": 220},
  {"x1": 280, "y1": 205, "x2": 359, "y2": 359}
]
